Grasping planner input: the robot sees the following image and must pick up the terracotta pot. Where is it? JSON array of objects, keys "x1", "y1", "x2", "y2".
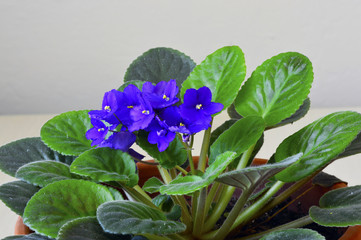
[{"x1": 14, "y1": 157, "x2": 361, "y2": 239}]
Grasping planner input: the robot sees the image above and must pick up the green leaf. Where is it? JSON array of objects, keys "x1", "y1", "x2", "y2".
[
  {"x1": 124, "y1": 47, "x2": 196, "y2": 90},
  {"x1": 107, "y1": 187, "x2": 124, "y2": 200},
  {"x1": 260, "y1": 228, "x2": 325, "y2": 240},
  {"x1": 312, "y1": 172, "x2": 346, "y2": 188},
  {"x1": 216, "y1": 154, "x2": 302, "y2": 190},
  {"x1": 160, "y1": 151, "x2": 237, "y2": 195},
  {"x1": 209, "y1": 116, "x2": 265, "y2": 164},
  {"x1": 0, "y1": 180, "x2": 40, "y2": 215},
  {"x1": 136, "y1": 130, "x2": 187, "y2": 169},
  {"x1": 337, "y1": 131, "x2": 361, "y2": 158},
  {"x1": 41, "y1": 110, "x2": 92, "y2": 156},
  {"x1": 181, "y1": 46, "x2": 246, "y2": 111},
  {"x1": 97, "y1": 200, "x2": 186, "y2": 235},
  {"x1": 23, "y1": 179, "x2": 114, "y2": 238},
  {"x1": 268, "y1": 98, "x2": 311, "y2": 129},
  {"x1": 227, "y1": 103, "x2": 243, "y2": 119},
  {"x1": 58, "y1": 216, "x2": 130, "y2": 240},
  {"x1": 16, "y1": 160, "x2": 82, "y2": 187},
  {"x1": 142, "y1": 177, "x2": 164, "y2": 193},
  {"x1": 275, "y1": 111, "x2": 361, "y2": 182},
  {"x1": 0, "y1": 137, "x2": 75, "y2": 177},
  {"x1": 310, "y1": 185, "x2": 361, "y2": 227},
  {"x1": 3, "y1": 233, "x2": 53, "y2": 240},
  {"x1": 235, "y1": 52, "x2": 313, "y2": 127},
  {"x1": 118, "y1": 80, "x2": 146, "y2": 91},
  {"x1": 70, "y1": 148, "x2": 138, "y2": 187},
  {"x1": 209, "y1": 119, "x2": 237, "y2": 148}
]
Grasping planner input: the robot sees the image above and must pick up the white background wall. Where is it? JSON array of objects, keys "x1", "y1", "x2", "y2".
[{"x1": 1, "y1": 0, "x2": 361, "y2": 115}]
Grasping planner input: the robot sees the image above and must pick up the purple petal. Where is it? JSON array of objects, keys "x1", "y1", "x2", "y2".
[
  {"x1": 106, "y1": 131, "x2": 136, "y2": 151},
  {"x1": 197, "y1": 86, "x2": 212, "y2": 104},
  {"x1": 183, "y1": 88, "x2": 198, "y2": 107},
  {"x1": 203, "y1": 102, "x2": 224, "y2": 115}
]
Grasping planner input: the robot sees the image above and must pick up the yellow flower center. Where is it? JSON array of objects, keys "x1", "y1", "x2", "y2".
[
  {"x1": 98, "y1": 128, "x2": 105, "y2": 132},
  {"x1": 104, "y1": 106, "x2": 111, "y2": 112},
  {"x1": 196, "y1": 104, "x2": 203, "y2": 110},
  {"x1": 127, "y1": 105, "x2": 134, "y2": 109},
  {"x1": 142, "y1": 110, "x2": 150, "y2": 115},
  {"x1": 179, "y1": 123, "x2": 185, "y2": 127},
  {"x1": 163, "y1": 94, "x2": 170, "y2": 101}
]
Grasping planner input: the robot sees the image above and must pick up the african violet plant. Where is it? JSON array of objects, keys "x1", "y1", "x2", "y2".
[{"x1": 1, "y1": 46, "x2": 361, "y2": 240}]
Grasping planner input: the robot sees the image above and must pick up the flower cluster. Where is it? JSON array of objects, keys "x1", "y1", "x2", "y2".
[{"x1": 86, "y1": 80, "x2": 223, "y2": 152}]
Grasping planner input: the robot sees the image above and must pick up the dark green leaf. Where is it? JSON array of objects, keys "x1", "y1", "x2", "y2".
[
  {"x1": 136, "y1": 130, "x2": 187, "y2": 169},
  {"x1": 23, "y1": 179, "x2": 114, "y2": 238},
  {"x1": 3, "y1": 233, "x2": 53, "y2": 240},
  {"x1": 337, "y1": 131, "x2": 361, "y2": 158},
  {"x1": 312, "y1": 172, "x2": 347, "y2": 188},
  {"x1": 216, "y1": 154, "x2": 301, "y2": 190},
  {"x1": 260, "y1": 228, "x2": 325, "y2": 240},
  {"x1": 41, "y1": 110, "x2": 92, "y2": 156},
  {"x1": 0, "y1": 180, "x2": 39, "y2": 215},
  {"x1": 97, "y1": 200, "x2": 186, "y2": 235},
  {"x1": 166, "y1": 205, "x2": 181, "y2": 221},
  {"x1": 124, "y1": 47, "x2": 195, "y2": 90},
  {"x1": 227, "y1": 103, "x2": 243, "y2": 119},
  {"x1": 0, "y1": 137, "x2": 75, "y2": 177},
  {"x1": 181, "y1": 46, "x2": 246, "y2": 111},
  {"x1": 142, "y1": 177, "x2": 164, "y2": 193},
  {"x1": 58, "y1": 216, "x2": 130, "y2": 240},
  {"x1": 209, "y1": 116, "x2": 265, "y2": 164},
  {"x1": 160, "y1": 151, "x2": 237, "y2": 195},
  {"x1": 310, "y1": 185, "x2": 361, "y2": 227},
  {"x1": 16, "y1": 160, "x2": 82, "y2": 187},
  {"x1": 235, "y1": 52, "x2": 313, "y2": 127},
  {"x1": 118, "y1": 80, "x2": 146, "y2": 91},
  {"x1": 275, "y1": 111, "x2": 361, "y2": 182},
  {"x1": 70, "y1": 148, "x2": 138, "y2": 187}
]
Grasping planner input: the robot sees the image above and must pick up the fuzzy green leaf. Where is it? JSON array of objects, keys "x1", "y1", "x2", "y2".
[
  {"x1": 41, "y1": 110, "x2": 92, "y2": 156},
  {"x1": 136, "y1": 130, "x2": 187, "y2": 169},
  {"x1": 0, "y1": 137, "x2": 75, "y2": 177},
  {"x1": 97, "y1": 200, "x2": 186, "y2": 235},
  {"x1": 310, "y1": 185, "x2": 361, "y2": 227},
  {"x1": 70, "y1": 148, "x2": 138, "y2": 187},
  {"x1": 16, "y1": 160, "x2": 82, "y2": 187},
  {"x1": 0, "y1": 180, "x2": 40, "y2": 215},
  {"x1": 118, "y1": 80, "x2": 146, "y2": 92},
  {"x1": 3, "y1": 234, "x2": 53, "y2": 240},
  {"x1": 209, "y1": 116, "x2": 265, "y2": 164},
  {"x1": 275, "y1": 111, "x2": 361, "y2": 182},
  {"x1": 142, "y1": 177, "x2": 164, "y2": 193},
  {"x1": 58, "y1": 217, "x2": 130, "y2": 240},
  {"x1": 124, "y1": 47, "x2": 195, "y2": 90},
  {"x1": 160, "y1": 151, "x2": 237, "y2": 195},
  {"x1": 261, "y1": 228, "x2": 325, "y2": 240},
  {"x1": 235, "y1": 52, "x2": 313, "y2": 127},
  {"x1": 23, "y1": 179, "x2": 114, "y2": 238},
  {"x1": 181, "y1": 46, "x2": 246, "y2": 111}
]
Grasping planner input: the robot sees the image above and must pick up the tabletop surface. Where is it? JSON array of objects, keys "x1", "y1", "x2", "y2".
[{"x1": 1, "y1": 108, "x2": 361, "y2": 238}]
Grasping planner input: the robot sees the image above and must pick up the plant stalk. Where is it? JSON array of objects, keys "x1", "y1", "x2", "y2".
[
  {"x1": 198, "y1": 119, "x2": 213, "y2": 172},
  {"x1": 193, "y1": 188, "x2": 208, "y2": 237}
]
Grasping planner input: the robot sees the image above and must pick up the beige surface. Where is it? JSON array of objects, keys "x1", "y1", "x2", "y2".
[{"x1": 1, "y1": 108, "x2": 361, "y2": 238}]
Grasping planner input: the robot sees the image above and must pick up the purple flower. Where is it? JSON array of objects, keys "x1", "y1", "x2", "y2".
[
  {"x1": 100, "y1": 131, "x2": 136, "y2": 152},
  {"x1": 86, "y1": 118, "x2": 109, "y2": 146},
  {"x1": 89, "y1": 89, "x2": 122, "y2": 125},
  {"x1": 180, "y1": 87, "x2": 223, "y2": 124},
  {"x1": 142, "y1": 79, "x2": 179, "y2": 109},
  {"x1": 146, "y1": 118, "x2": 176, "y2": 152}
]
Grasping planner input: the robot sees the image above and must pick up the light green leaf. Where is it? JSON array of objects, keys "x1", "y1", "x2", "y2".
[
  {"x1": 97, "y1": 200, "x2": 186, "y2": 235},
  {"x1": 209, "y1": 116, "x2": 265, "y2": 164},
  {"x1": 16, "y1": 160, "x2": 81, "y2": 187},
  {"x1": 23, "y1": 179, "x2": 114, "y2": 238},
  {"x1": 3, "y1": 234, "x2": 53, "y2": 240},
  {"x1": 124, "y1": 47, "x2": 196, "y2": 90},
  {"x1": 70, "y1": 148, "x2": 138, "y2": 187},
  {"x1": 181, "y1": 46, "x2": 246, "y2": 111},
  {"x1": 260, "y1": 228, "x2": 325, "y2": 240},
  {"x1": 310, "y1": 185, "x2": 361, "y2": 227},
  {"x1": 41, "y1": 110, "x2": 92, "y2": 156},
  {"x1": 160, "y1": 152, "x2": 237, "y2": 195},
  {"x1": 275, "y1": 111, "x2": 361, "y2": 182},
  {"x1": 0, "y1": 137, "x2": 75, "y2": 177},
  {"x1": 136, "y1": 130, "x2": 187, "y2": 169},
  {"x1": 235, "y1": 52, "x2": 313, "y2": 127},
  {"x1": 142, "y1": 177, "x2": 164, "y2": 193},
  {"x1": 0, "y1": 180, "x2": 40, "y2": 215},
  {"x1": 337, "y1": 131, "x2": 361, "y2": 159},
  {"x1": 58, "y1": 217, "x2": 130, "y2": 240}
]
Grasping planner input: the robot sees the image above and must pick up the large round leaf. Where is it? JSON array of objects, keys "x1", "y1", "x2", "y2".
[
  {"x1": 124, "y1": 47, "x2": 195, "y2": 90},
  {"x1": 235, "y1": 52, "x2": 313, "y2": 127},
  {"x1": 41, "y1": 110, "x2": 92, "y2": 156},
  {"x1": 3, "y1": 234, "x2": 53, "y2": 240},
  {"x1": 70, "y1": 148, "x2": 138, "y2": 187},
  {"x1": 97, "y1": 200, "x2": 186, "y2": 235},
  {"x1": 0, "y1": 137, "x2": 75, "y2": 177},
  {"x1": 23, "y1": 179, "x2": 114, "y2": 238},
  {"x1": 181, "y1": 46, "x2": 246, "y2": 110},
  {"x1": 275, "y1": 111, "x2": 361, "y2": 182},
  {"x1": 261, "y1": 228, "x2": 325, "y2": 240}
]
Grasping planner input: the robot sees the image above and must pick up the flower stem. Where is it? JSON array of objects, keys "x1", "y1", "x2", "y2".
[
  {"x1": 175, "y1": 165, "x2": 188, "y2": 175},
  {"x1": 178, "y1": 134, "x2": 196, "y2": 175},
  {"x1": 193, "y1": 188, "x2": 207, "y2": 237},
  {"x1": 203, "y1": 182, "x2": 221, "y2": 218},
  {"x1": 198, "y1": 119, "x2": 213, "y2": 172}
]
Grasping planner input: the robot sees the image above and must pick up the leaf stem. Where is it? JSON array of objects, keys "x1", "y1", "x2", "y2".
[
  {"x1": 176, "y1": 165, "x2": 188, "y2": 175},
  {"x1": 193, "y1": 188, "x2": 207, "y2": 237},
  {"x1": 198, "y1": 119, "x2": 213, "y2": 172},
  {"x1": 203, "y1": 182, "x2": 221, "y2": 218},
  {"x1": 123, "y1": 185, "x2": 158, "y2": 209}
]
